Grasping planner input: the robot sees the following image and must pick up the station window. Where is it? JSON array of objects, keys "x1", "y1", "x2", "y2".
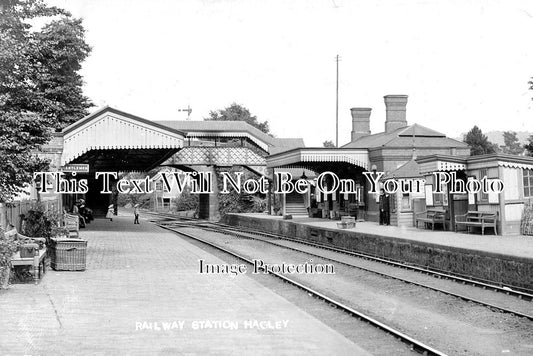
[
  {"x1": 479, "y1": 169, "x2": 488, "y2": 201},
  {"x1": 401, "y1": 193, "x2": 411, "y2": 211},
  {"x1": 162, "y1": 198, "x2": 171, "y2": 208},
  {"x1": 524, "y1": 169, "x2": 533, "y2": 198},
  {"x1": 432, "y1": 183, "x2": 448, "y2": 206}
]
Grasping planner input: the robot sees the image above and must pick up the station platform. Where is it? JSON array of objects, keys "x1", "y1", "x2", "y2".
[
  {"x1": 233, "y1": 213, "x2": 533, "y2": 259},
  {"x1": 0, "y1": 213, "x2": 366, "y2": 355},
  {"x1": 223, "y1": 213, "x2": 533, "y2": 290}
]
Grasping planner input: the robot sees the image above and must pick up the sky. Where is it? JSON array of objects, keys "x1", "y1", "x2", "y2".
[{"x1": 47, "y1": 0, "x2": 533, "y2": 146}]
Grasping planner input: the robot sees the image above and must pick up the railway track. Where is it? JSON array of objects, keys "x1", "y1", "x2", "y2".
[
  {"x1": 156, "y1": 221, "x2": 447, "y2": 356},
  {"x1": 204, "y1": 222, "x2": 533, "y2": 321},
  {"x1": 145, "y1": 212, "x2": 533, "y2": 322},
  {"x1": 211, "y1": 221, "x2": 533, "y2": 299}
]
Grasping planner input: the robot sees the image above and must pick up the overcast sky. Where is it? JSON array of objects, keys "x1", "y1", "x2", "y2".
[{"x1": 48, "y1": 0, "x2": 533, "y2": 146}]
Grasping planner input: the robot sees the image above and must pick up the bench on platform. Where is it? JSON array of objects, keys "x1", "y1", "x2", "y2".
[
  {"x1": 454, "y1": 211, "x2": 498, "y2": 235},
  {"x1": 415, "y1": 208, "x2": 447, "y2": 230},
  {"x1": 5, "y1": 229, "x2": 47, "y2": 283},
  {"x1": 63, "y1": 213, "x2": 80, "y2": 238}
]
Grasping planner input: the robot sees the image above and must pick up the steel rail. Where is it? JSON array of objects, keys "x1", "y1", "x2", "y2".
[
  {"x1": 187, "y1": 223, "x2": 533, "y2": 321},
  {"x1": 158, "y1": 223, "x2": 448, "y2": 356},
  {"x1": 154, "y1": 217, "x2": 533, "y2": 321},
  {"x1": 208, "y1": 221, "x2": 533, "y2": 301}
]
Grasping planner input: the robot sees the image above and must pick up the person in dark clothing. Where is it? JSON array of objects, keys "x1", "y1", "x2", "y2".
[
  {"x1": 379, "y1": 188, "x2": 390, "y2": 226},
  {"x1": 73, "y1": 201, "x2": 86, "y2": 228},
  {"x1": 133, "y1": 204, "x2": 140, "y2": 224}
]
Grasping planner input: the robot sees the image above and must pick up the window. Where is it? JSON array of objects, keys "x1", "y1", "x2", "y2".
[
  {"x1": 524, "y1": 169, "x2": 533, "y2": 198},
  {"x1": 401, "y1": 193, "x2": 411, "y2": 211},
  {"x1": 162, "y1": 198, "x2": 171, "y2": 208},
  {"x1": 433, "y1": 182, "x2": 448, "y2": 206},
  {"x1": 479, "y1": 169, "x2": 488, "y2": 201}
]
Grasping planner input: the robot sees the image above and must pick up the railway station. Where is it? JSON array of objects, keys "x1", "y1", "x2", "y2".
[
  {"x1": 1, "y1": 95, "x2": 532, "y2": 355},
  {"x1": 3, "y1": 0, "x2": 533, "y2": 354}
]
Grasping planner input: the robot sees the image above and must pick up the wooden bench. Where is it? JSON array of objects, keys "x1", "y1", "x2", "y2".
[
  {"x1": 5, "y1": 229, "x2": 47, "y2": 283},
  {"x1": 63, "y1": 213, "x2": 80, "y2": 238},
  {"x1": 415, "y1": 208, "x2": 446, "y2": 230},
  {"x1": 454, "y1": 211, "x2": 498, "y2": 235}
]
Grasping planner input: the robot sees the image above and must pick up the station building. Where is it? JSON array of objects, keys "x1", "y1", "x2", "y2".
[
  {"x1": 24, "y1": 99, "x2": 533, "y2": 236},
  {"x1": 267, "y1": 95, "x2": 533, "y2": 235}
]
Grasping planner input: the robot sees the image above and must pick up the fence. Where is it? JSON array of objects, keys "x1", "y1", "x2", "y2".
[{"x1": 0, "y1": 199, "x2": 60, "y2": 231}]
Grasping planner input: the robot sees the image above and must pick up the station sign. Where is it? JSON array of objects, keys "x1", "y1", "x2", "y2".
[{"x1": 60, "y1": 164, "x2": 89, "y2": 173}]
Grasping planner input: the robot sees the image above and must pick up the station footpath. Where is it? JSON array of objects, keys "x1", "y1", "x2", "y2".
[{"x1": 0, "y1": 213, "x2": 366, "y2": 356}]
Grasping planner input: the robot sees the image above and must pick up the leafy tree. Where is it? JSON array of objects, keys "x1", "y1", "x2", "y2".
[
  {"x1": 206, "y1": 103, "x2": 271, "y2": 135},
  {"x1": 463, "y1": 126, "x2": 497, "y2": 156},
  {"x1": 216, "y1": 167, "x2": 266, "y2": 216},
  {"x1": 502, "y1": 131, "x2": 524, "y2": 155},
  {"x1": 174, "y1": 184, "x2": 199, "y2": 213},
  {"x1": 0, "y1": 0, "x2": 92, "y2": 202},
  {"x1": 323, "y1": 140, "x2": 335, "y2": 148},
  {"x1": 524, "y1": 135, "x2": 533, "y2": 157}
]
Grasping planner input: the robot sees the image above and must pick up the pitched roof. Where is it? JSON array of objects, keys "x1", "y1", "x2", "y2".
[
  {"x1": 155, "y1": 120, "x2": 304, "y2": 153},
  {"x1": 383, "y1": 160, "x2": 422, "y2": 179},
  {"x1": 342, "y1": 123, "x2": 468, "y2": 149},
  {"x1": 397, "y1": 124, "x2": 445, "y2": 137},
  {"x1": 155, "y1": 119, "x2": 276, "y2": 144},
  {"x1": 270, "y1": 138, "x2": 306, "y2": 154},
  {"x1": 61, "y1": 106, "x2": 186, "y2": 136}
]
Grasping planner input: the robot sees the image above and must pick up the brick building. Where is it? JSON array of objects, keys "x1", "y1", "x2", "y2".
[{"x1": 267, "y1": 94, "x2": 470, "y2": 223}]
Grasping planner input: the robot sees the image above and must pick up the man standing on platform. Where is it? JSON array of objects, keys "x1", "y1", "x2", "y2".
[
  {"x1": 379, "y1": 188, "x2": 390, "y2": 226},
  {"x1": 134, "y1": 204, "x2": 140, "y2": 225}
]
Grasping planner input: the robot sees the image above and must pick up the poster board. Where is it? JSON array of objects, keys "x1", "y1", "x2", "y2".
[{"x1": 425, "y1": 184, "x2": 433, "y2": 206}]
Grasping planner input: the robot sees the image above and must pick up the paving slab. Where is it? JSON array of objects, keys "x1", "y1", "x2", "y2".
[{"x1": 0, "y1": 214, "x2": 366, "y2": 356}]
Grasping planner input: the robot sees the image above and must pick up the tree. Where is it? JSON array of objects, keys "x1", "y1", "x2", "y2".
[
  {"x1": 322, "y1": 140, "x2": 336, "y2": 148},
  {"x1": 524, "y1": 135, "x2": 533, "y2": 157},
  {"x1": 0, "y1": 0, "x2": 92, "y2": 201},
  {"x1": 502, "y1": 131, "x2": 524, "y2": 155},
  {"x1": 206, "y1": 103, "x2": 271, "y2": 135},
  {"x1": 463, "y1": 126, "x2": 497, "y2": 156}
]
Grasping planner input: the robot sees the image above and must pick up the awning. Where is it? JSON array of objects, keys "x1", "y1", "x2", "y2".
[{"x1": 267, "y1": 148, "x2": 369, "y2": 170}]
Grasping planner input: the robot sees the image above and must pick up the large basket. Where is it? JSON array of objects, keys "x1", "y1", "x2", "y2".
[{"x1": 50, "y1": 238, "x2": 87, "y2": 271}]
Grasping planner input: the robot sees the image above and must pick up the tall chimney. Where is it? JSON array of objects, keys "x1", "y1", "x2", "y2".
[
  {"x1": 384, "y1": 95, "x2": 408, "y2": 133},
  {"x1": 350, "y1": 107, "x2": 372, "y2": 142}
]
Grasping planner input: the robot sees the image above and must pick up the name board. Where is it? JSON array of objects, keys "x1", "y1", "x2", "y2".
[{"x1": 60, "y1": 164, "x2": 89, "y2": 173}]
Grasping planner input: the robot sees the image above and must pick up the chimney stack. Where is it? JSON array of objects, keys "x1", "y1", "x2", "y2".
[
  {"x1": 384, "y1": 95, "x2": 408, "y2": 133},
  {"x1": 350, "y1": 107, "x2": 372, "y2": 142}
]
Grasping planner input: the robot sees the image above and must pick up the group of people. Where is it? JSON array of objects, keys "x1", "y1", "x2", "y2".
[
  {"x1": 71, "y1": 200, "x2": 139, "y2": 225},
  {"x1": 106, "y1": 203, "x2": 140, "y2": 224},
  {"x1": 72, "y1": 199, "x2": 93, "y2": 228}
]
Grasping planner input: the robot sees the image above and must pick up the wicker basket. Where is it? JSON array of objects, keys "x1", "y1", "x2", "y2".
[{"x1": 50, "y1": 238, "x2": 87, "y2": 271}]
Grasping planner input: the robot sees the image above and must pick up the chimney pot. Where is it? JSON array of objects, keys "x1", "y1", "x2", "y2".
[
  {"x1": 384, "y1": 95, "x2": 408, "y2": 133},
  {"x1": 350, "y1": 107, "x2": 372, "y2": 142}
]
